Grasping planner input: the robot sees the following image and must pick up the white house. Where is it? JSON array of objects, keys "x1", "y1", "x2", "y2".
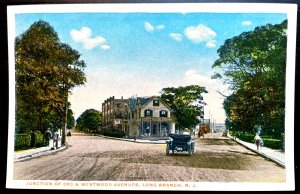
[{"x1": 127, "y1": 96, "x2": 175, "y2": 138}]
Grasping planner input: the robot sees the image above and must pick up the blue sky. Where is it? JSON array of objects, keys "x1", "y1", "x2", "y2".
[{"x1": 14, "y1": 9, "x2": 287, "y2": 123}]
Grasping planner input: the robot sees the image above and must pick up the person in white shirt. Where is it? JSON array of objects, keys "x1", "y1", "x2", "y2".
[{"x1": 254, "y1": 134, "x2": 262, "y2": 150}]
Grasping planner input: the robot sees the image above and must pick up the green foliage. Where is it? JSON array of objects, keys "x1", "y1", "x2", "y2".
[
  {"x1": 262, "y1": 138, "x2": 282, "y2": 150},
  {"x1": 230, "y1": 131, "x2": 282, "y2": 150},
  {"x1": 213, "y1": 20, "x2": 287, "y2": 138},
  {"x1": 15, "y1": 131, "x2": 44, "y2": 150},
  {"x1": 34, "y1": 130, "x2": 45, "y2": 147},
  {"x1": 67, "y1": 109, "x2": 75, "y2": 129},
  {"x1": 160, "y1": 85, "x2": 207, "y2": 131},
  {"x1": 101, "y1": 128, "x2": 126, "y2": 138},
  {"x1": 15, "y1": 134, "x2": 31, "y2": 150},
  {"x1": 76, "y1": 109, "x2": 102, "y2": 131},
  {"x1": 236, "y1": 133, "x2": 255, "y2": 143},
  {"x1": 15, "y1": 20, "x2": 86, "y2": 134}
]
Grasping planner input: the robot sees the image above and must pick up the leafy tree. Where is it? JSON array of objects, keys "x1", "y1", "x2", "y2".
[
  {"x1": 15, "y1": 20, "x2": 86, "y2": 143},
  {"x1": 76, "y1": 109, "x2": 102, "y2": 132},
  {"x1": 212, "y1": 20, "x2": 287, "y2": 137},
  {"x1": 67, "y1": 108, "x2": 75, "y2": 129},
  {"x1": 160, "y1": 85, "x2": 207, "y2": 132}
]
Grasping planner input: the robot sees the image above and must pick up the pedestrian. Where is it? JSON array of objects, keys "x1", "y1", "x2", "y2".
[
  {"x1": 133, "y1": 131, "x2": 137, "y2": 142},
  {"x1": 254, "y1": 133, "x2": 262, "y2": 150},
  {"x1": 45, "y1": 128, "x2": 52, "y2": 146},
  {"x1": 52, "y1": 131, "x2": 58, "y2": 149},
  {"x1": 67, "y1": 131, "x2": 71, "y2": 142}
]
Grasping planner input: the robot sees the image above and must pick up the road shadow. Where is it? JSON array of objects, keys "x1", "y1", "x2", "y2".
[{"x1": 200, "y1": 138, "x2": 236, "y2": 146}]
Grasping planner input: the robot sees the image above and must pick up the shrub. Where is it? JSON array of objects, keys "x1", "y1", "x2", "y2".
[
  {"x1": 229, "y1": 130, "x2": 283, "y2": 150},
  {"x1": 102, "y1": 128, "x2": 126, "y2": 138},
  {"x1": 234, "y1": 133, "x2": 282, "y2": 150},
  {"x1": 262, "y1": 138, "x2": 282, "y2": 150},
  {"x1": 34, "y1": 131, "x2": 44, "y2": 147},
  {"x1": 15, "y1": 133, "x2": 31, "y2": 150},
  {"x1": 236, "y1": 133, "x2": 255, "y2": 143},
  {"x1": 15, "y1": 131, "x2": 45, "y2": 150}
]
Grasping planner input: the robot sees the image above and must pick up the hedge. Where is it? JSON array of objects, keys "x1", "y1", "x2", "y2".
[
  {"x1": 229, "y1": 131, "x2": 283, "y2": 150},
  {"x1": 236, "y1": 133, "x2": 255, "y2": 143},
  {"x1": 31, "y1": 131, "x2": 44, "y2": 147},
  {"x1": 101, "y1": 128, "x2": 126, "y2": 138},
  {"x1": 15, "y1": 133, "x2": 31, "y2": 150},
  {"x1": 15, "y1": 131, "x2": 45, "y2": 151},
  {"x1": 262, "y1": 138, "x2": 282, "y2": 150}
]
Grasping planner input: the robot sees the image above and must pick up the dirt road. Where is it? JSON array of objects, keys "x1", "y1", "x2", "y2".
[{"x1": 13, "y1": 132, "x2": 285, "y2": 182}]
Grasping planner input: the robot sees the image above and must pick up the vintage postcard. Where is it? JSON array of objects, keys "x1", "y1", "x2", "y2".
[{"x1": 6, "y1": 2, "x2": 297, "y2": 191}]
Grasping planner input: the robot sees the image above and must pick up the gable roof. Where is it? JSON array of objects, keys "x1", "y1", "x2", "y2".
[
  {"x1": 129, "y1": 96, "x2": 172, "y2": 111},
  {"x1": 140, "y1": 96, "x2": 172, "y2": 110},
  {"x1": 129, "y1": 96, "x2": 151, "y2": 110}
]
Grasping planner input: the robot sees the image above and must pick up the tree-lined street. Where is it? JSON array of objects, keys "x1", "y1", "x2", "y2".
[{"x1": 10, "y1": 7, "x2": 292, "y2": 190}]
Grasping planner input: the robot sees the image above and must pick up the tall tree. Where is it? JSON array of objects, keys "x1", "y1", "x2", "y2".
[
  {"x1": 160, "y1": 85, "x2": 207, "y2": 132},
  {"x1": 15, "y1": 20, "x2": 86, "y2": 144},
  {"x1": 76, "y1": 109, "x2": 102, "y2": 132},
  {"x1": 212, "y1": 20, "x2": 287, "y2": 137},
  {"x1": 67, "y1": 108, "x2": 75, "y2": 129}
]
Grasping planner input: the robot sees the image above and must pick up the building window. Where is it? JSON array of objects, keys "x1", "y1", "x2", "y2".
[
  {"x1": 145, "y1": 109, "x2": 153, "y2": 117},
  {"x1": 153, "y1": 100, "x2": 159, "y2": 106},
  {"x1": 160, "y1": 110, "x2": 168, "y2": 117},
  {"x1": 117, "y1": 103, "x2": 121, "y2": 108}
]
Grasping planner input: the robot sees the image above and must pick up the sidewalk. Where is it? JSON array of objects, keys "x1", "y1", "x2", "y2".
[
  {"x1": 228, "y1": 134, "x2": 285, "y2": 168},
  {"x1": 14, "y1": 139, "x2": 67, "y2": 162}
]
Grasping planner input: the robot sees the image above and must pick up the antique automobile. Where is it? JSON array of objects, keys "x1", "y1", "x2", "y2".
[{"x1": 166, "y1": 133, "x2": 195, "y2": 156}]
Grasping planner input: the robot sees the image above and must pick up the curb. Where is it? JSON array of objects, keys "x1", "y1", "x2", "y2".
[
  {"x1": 228, "y1": 135, "x2": 285, "y2": 168},
  {"x1": 14, "y1": 145, "x2": 67, "y2": 163},
  {"x1": 97, "y1": 135, "x2": 167, "y2": 144}
]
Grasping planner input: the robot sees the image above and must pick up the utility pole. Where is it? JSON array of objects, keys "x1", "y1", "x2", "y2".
[
  {"x1": 61, "y1": 73, "x2": 69, "y2": 146},
  {"x1": 62, "y1": 90, "x2": 67, "y2": 145}
]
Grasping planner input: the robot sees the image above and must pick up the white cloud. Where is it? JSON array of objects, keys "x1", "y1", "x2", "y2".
[
  {"x1": 242, "y1": 21, "x2": 252, "y2": 26},
  {"x1": 70, "y1": 27, "x2": 91, "y2": 42},
  {"x1": 70, "y1": 27, "x2": 107, "y2": 50},
  {"x1": 169, "y1": 33, "x2": 183, "y2": 41},
  {"x1": 205, "y1": 40, "x2": 216, "y2": 48},
  {"x1": 184, "y1": 24, "x2": 216, "y2": 45},
  {"x1": 156, "y1": 25, "x2": 165, "y2": 30},
  {"x1": 101, "y1": 45, "x2": 110, "y2": 50},
  {"x1": 144, "y1": 22, "x2": 165, "y2": 32},
  {"x1": 144, "y1": 22, "x2": 154, "y2": 32}
]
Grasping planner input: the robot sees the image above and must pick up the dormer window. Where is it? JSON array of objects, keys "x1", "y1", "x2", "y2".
[
  {"x1": 145, "y1": 109, "x2": 153, "y2": 117},
  {"x1": 153, "y1": 100, "x2": 159, "y2": 106},
  {"x1": 160, "y1": 110, "x2": 168, "y2": 117}
]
